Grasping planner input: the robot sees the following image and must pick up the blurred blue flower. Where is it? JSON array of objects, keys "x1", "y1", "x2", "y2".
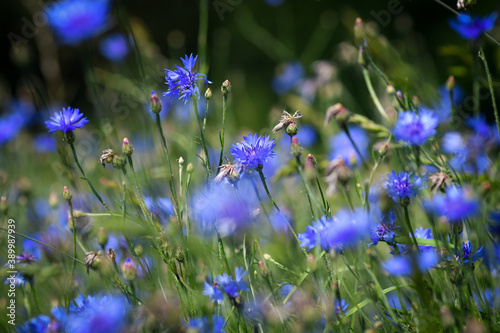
[
  {"x1": 383, "y1": 171, "x2": 425, "y2": 204},
  {"x1": 45, "y1": 107, "x2": 89, "y2": 133},
  {"x1": 334, "y1": 298, "x2": 349, "y2": 314},
  {"x1": 272, "y1": 61, "x2": 304, "y2": 94},
  {"x1": 66, "y1": 294, "x2": 128, "y2": 333},
  {"x1": 269, "y1": 209, "x2": 292, "y2": 234},
  {"x1": 449, "y1": 12, "x2": 498, "y2": 40},
  {"x1": 17, "y1": 315, "x2": 51, "y2": 333},
  {"x1": 280, "y1": 125, "x2": 318, "y2": 149},
  {"x1": 144, "y1": 196, "x2": 174, "y2": 222},
  {"x1": 425, "y1": 186, "x2": 479, "y2": 223},
  {"x1": 99, "y1": 33, "x2": 129, "y2": 62},
  {"x1": 0, "y1": 113, "x2": 23, "y2": 146},
  {"x1": 5, "y1": 273, "x2": 25, "y2": 287},
  {"x1": 371, "y1": 210, "x2": 398, "y2": 246},
  {"x1": 299, "y1": 208, "x2": 371, "y2": 251},
  {"x1": 33, "y1": 134, "x2": 57, "y2": 153},
  {"x1": 184, "y1": 315, "x2": 225, "y2": 333},
  {"x1": 0, "y1": 98, "x2": 36, "y2": 146},
  {"x1": 329, "y1": 127, "x2": 368, "y2": 168},
  {"x1": 203, "y1": 267, "x2": 249, "y2": 303},
  {"x1": 420, "y1": 85, "x2": 464, "y2": 122},
  {"x1": 164, "y1": 54, "x2": 211, "y2": 103},
  {"x1": 413, "y1": 227, "x2": 435, "y2": 253},
  {"x1": 45, "y1": 0, "x2": 110, "y2": 45},
  {"x1": 461, "y1": 241, "x2": 484, "y2": 266},
  {"x1": 393, "y1": 111, "x2": 438, "y2": 146},
  {"x1": 383, "y1": 251, "x2": 438, "y2": 276},
  {"x1": 231, "y1": 133, "x2": 276, "y2": 169}
]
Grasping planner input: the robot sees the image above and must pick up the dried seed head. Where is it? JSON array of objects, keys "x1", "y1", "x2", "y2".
[
  {"x1": 272, "y1": 110, "x2": 303, "y2": 133},
  {"x1": 99, "y1": 149, "x2": 116, "y2": 168},
  {"x1": 429, "y1": 172, "x2": 450, "y2": 193},
  {"x1": 108, "y1": 248, "x2": 116, "y2": 261},
  {"x1": 85, "y1": 251, "x2": 101, "y2": 274},
  {"x1": 214, "y1": 163, "x2": 241, "y2": 185}
]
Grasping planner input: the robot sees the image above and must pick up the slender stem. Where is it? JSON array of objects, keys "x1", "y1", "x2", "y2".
[
  {"x1": 449, "y1": 89, "x2": 455, "y2": 127},
  {"x1": 218, "y1": 94, "x2": 228, "y2": 171},
  {"x1": 315, "y1": 177, "x2": 329, "y2": 215},
  {"x1": 362, "y1": 67, "x2": 389, "y2": 121},
  {"x1": 68, "y1": 200, "x2": 77, "y2": 306},
  {"x1": 126, "y1": 156, "x2": 153, "y2": 225},
  {"x1": 185, "y1": 172, "x2": 192, "y2": 238},
  {"x1": 257, "y1": 169, "x2": 308, "y2": 257},
  {"x1": 198, "y1": 0, "x2": 209, "y2": 73},
  {"x1": 69, "y1": 143, "x2": 113, "y2": 215},
  {"x1": 473, "y1": 55, "x2": 480, "y2": 117},
  {"x1": 193, "y1": 98, "x2": 212, "y2": 177},
  {"x1": 121, "y1": 181, "x2": 127, "y2": 226},
  {"x1": 479, "y1": 48, "x2": 500, "y2": 141},
  {"x1": 295, "y1": 156, "x2": 328, "y2": 216},
  {"x1": 342, "y1": 185, "x2": 354, "y2": 211},
  {"x1": 343, "y1": 125, "x2": 369, "y2": 170},
  {"x1": 30, "y1": 282, "x2": 42, "y2": 314},
  {"x1": 403, "y1": 205, "x2": 419, "y2": 251}
]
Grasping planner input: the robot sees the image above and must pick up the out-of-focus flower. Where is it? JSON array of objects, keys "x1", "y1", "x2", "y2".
[
  {"x1": 45, "y1": 107, "x2": 89, "y2": 133},
  {"x1": 272, "y1": 61, "x2": 304, "y2": 95},
  {"x1": 17, "y1": 315, "x2": 51, "y2": 333},
  {"x1": 45, "y1": 0, "x2": 110, "y2": 45},
  {"x1": 164, "y1": 54, "x2": 211, "y2": 103},
  {"x1": 371, "y1": 210, "x2": 398, "y2": 246},
  {"x1": 413, "y1": 227, "x2": 435, "y2": 253},
  {"x1": 393, "y1": 111, "x2": 438, "y2": 146},
  {"x1": 16, "y1": 252, "x2": 37, "y2": 265},
  {"x1": 230, "y1": 133, "x2": 276, "y2": 170},
  {"x1": 334, "y1": 299, "x2": 349, "y2": 314},
  {"x1": 420, "y1": 85, "x2": 464, "y2": 122},
  {"x1": 184, "y1": 315, "x2": 225, "y2": 333},
  {"x1": 460, "y1": 241, "x2": 483, "y2": 266},
  {"x1": 144, "y1": 196, "x2": 174, "y2": 222},
  {"x1": 383, "y1": 251, "x2": 438, "y2": 276},
  {"x1": 99, "y1": 33, "x2": 129, "y2": 62},
  {"x1": 33, "y1": 134, "x2": 57, "y2": 153},
  {"x1": 425, "y1": 186, "x2": 479, "y2": 223},
  {"x1": 329, "y1": 127, "x2": 369, "y2": 168},
  {"x1": 383, "y1": 171, "x2": 425, "y2": 205},
  {"x1": 203, "y1": 267, "x2": 249, "y2": 303},
  {"x1": 298, "y1": 208, "x2": 371, "y2": 251},
  {"x1": 449, "y1": 12, "x2": 498, "y2": 40}
]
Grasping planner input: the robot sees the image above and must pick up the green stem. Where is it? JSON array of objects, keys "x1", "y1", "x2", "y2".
[
  {"x1": 257, "y1": 169, "x2": 307, "y2": 257},
  {"x1": 30, "y1": 282, "x2": 42, "y2": 314},
  {"x1": 342, "y1": 185, "x2": 355, "y2": 211},
  {"x1": 362, "y1": 67, "x2": 389, "y2": 122},
  {"x1": 473, "y1": 55, "x2": 480, "y2": 117},
  {"x1": 343, "y1": 125, "x2": 369, "y2": 170},
  {"x1": 193, "y1": 98, "x2": 212, "y2": 177},
  {"x1": 69, "y1": 142, "x2": 113, "y2": 215},
  {"x1": 217, "y1": 94, "x2": 228, "y2": 171},
  {"x1": 198, "y1": 0, "x2": 209, "y2": 73},
  {"x1": 68, "y1": 200, "x2": 77, "y2": 306},
  {"x1": 479, "y1": 48, "x2": 500, "y2": 141},
  {"x1": 449, "y1": 89, "x2": 455, "y2": 127},
  {"x1": 126, "y1": 156, "x2": 153, "y2": 225},
  {"x1": 403, "y1": 205, "x2": 419, "y2": 251},
  {"x1": 295, "y1": 156, "x2": 329, "y2": 216}
]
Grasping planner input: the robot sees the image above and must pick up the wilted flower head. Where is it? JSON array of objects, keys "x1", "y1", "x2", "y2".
[
  {"x1": 383, "y1": 171, "x2": 425, "y2": 205},
  {"x1": 45, "y1": 107, "x2": 89, "y2": 133},
  {"x1": 393, "y1": 111, "x2": 438, "y2": 146},
  {"x1": 425, "y1": 186, "x2": 479, "y2": 223},
  {"x1": 272, "y1": 110, "x2": 303, "y2": 133},
  {"x1": 214, "y1": 163, "x2": 241, "y2": 185},
  {"x1": 45, "y1": 0, "x2": 110, "y2": 45},
  {"x1": 449, "y1": 12, "x2": 498, "y2": 40},
  {"x1": 230, "y1": 133, "x2": 276, "y2": 170},
  {"x1": 324, "y1": 157, "x2": 353, "y2": 195},
  {"x1": 164, "y1": 54, "x2": 211, "y2": 103}
]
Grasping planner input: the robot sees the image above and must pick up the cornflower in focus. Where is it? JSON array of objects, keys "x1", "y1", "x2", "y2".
[
  {"x1": 45, "y1": 107, "x2": 89, "y2": 133},
  {"x1": 383, "y1": 171, "x2": 425, "y2": 206},
  {"x1": 45, "y1": 0, "x2": 110, "y2": 45},
  {"x1": 164, "y1": 54, "x2": 211, "y2": 103},
  {"x1": 393, "y1": 111, "x2": 438, "y2": 146},
  {"x1": 230, "y1": 133, "x2": 276, "y2": 170}
]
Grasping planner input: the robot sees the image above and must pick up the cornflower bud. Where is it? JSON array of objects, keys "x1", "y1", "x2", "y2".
[
  {"x1": 97, "y1": 227, "x2": 108, "y2": 248},
  {"x1": 122, "y1": 137, "x2": 133, "y2": 157},
  {"x1": 325, "y1": 103, "x2": 350, "y2": 127},
  {"x1": 358, "y1": 46, "x2": 366, "y2": 67},
  {"x1": 64, "y1": 130, "x2": 75, "y2": 144},
  {"x1": 446, "y1": 76, "x2": 455, "y2": 91},
  {"x1": 112, "y1": 155, "x2": 127, "y2": 170},
  {"x1": 258, "y1": 260, "x2": 269, "y2": 278},
  {"x1": 221, "y1": 79, "x2": 231, "y2": 95},
  {"x1": 187, "y1": 163, "x2": 194, "y2": 174},
  {"x1": 386, "y1": 85, "x2": 396, "y2": 96},
  {"x1": 205, "y1": 88, "x2": 212, "y2": 100},
  {"x1": 285, "y1": 122, "x2": 298, "y2": 137},
  {"x1": 0, "y1": 197, "x2": 7, "y2": 214},
  {"x1": 178, "y1": 156, "x2": 184, "y2": 166},
  {"x1": 304, "y1": 154, "x2": 317, "y2": 182},
  {"x1": 378, "y1": 143, "x2": 389, "y2": 157},
  {"x1": 121, "y1": 258, "x2": 137, "y2": 281},
  {"x1": 49, "y1": 192, "x2": 58, "y2": 208},
  {"x1": 353, "y1": 18, "x2": 366, "y2": 45},
  {"x1": 412, "y1": 96, "x2": 420, "y2": 107},
  {"x1": 290, "y1": 137, "x2": 302, "y2": 158},
  {"x1": 63, "y1": 186, "x2": 72, "y2": 201},
  {"x1": 149, "y1": 90, "x2": 162, "y2": 114},
  {"x1": 134, "y1": 244, "x2": 143, "y2": 256}
]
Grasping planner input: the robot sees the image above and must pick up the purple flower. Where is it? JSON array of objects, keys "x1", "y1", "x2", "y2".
[
  {"x1": 393, "y1": 111, "x2": 438, "y2": 146},
  {"x1": 184, "y1": 315, "x2": 225, "y2": 333},
  {"x1": 203, "y1": 267, "x2": 249, "y2": 303},
  {"x1": 334, "y1": 299, "x2": 349, "y2": 314},
  {"x1": 45, "y1": 107, "x2": 89, "y2": 133},
  {"x1": 425, "y1": 186, "x2": 479, "y2": 223},
  {"x1": 371, "y1": 210, "x2": 398, "y2": 245},
  {"x1": 17, "y1": 315, "x2": 51, "y2": 333},
  {"x1": 164, "y1": 54, "x2": 211, "y2": 103},
  {"x1": 383, "y1": 171, "x2": 425, "y2": 204},
  {"x1": 99, "y1": 33, "x2": 129, "y2": 62},
  {"x1": 383, "y1": 251, "x2": 438, "y2": 276},
  {"x1": 449, "y1": 12, "x2": 498, "y2": 40},
  {"x1": 202, "y1": 281, "x2": 224, "y2": 303},
  {"x1": 461, "y1": 241, "x2": 483, "y2": 266},
  {"x1": 16, "y1": 252, "x2": 37, "y2": 265},
  {"x1": 272, "y1": 61, "x2": 304, "y2": 94},
  {"x1": 329, "y1": 127, "x2": 369, "y2": 168},
  {"x1": 230, "y1": 133, "x2": 276, "y2": 169},
  {"x1": 45, "y1": 0, "x2": 110, "y2": 45}
]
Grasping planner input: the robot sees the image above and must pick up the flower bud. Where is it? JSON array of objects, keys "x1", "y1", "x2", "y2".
[
  {"x1": 290, "y1": 137, "x2": 302, "y2": 158},
  {"x1": 135, "y1": 244, "x2": 143, "y2": 256},
  {"x1": 121, "y1": 258, "x2": 137, "y2": 281},
  {"x1": 178, "y1": 156, "x2": 184, "y2": 166},
  {"x1": 304, "y1": 155, "x2": 317, "y2": 182},
  {"x1": 353, "y1": 18, "x2": 366, "y2": 45},
  {"x1": 258, "y1": 260, "x2": 269, "y2": 278},
  {"x1": 386, "y1": 85, "x2": 396, "y2": 96},
  {"x1": 149, "y1": 90, "x2": 162, "y2": 114},
  {"x1": 97, "y1": 227, "x2": 108, "y2": 248},
  {"x1": 325, "y1": 103, "x2": 350, "y2": 126},
  {"x1": 396, "y1": 90, "x2": 403, "y2": 100},
  {"x1": 187, "y1": 163, "x2": 194, "y2": 174},
  {"x1": 446, "y1": 76, "x2": 455, "y2": 91},
  {"x1": 358, "y1": 47, "x2": 366, "y2": 67},
  {"x1": 122, "y1": 138, "x2": 133, "y2": 157},
  {"x1": 205, "y1": 88, "x2": 212, "y2": 100},
  {"x1": 49, "y1": 192, "x2": 58, "y2": 208},
  {"x1": 412, "y1": 96, "x2": 420, "y2": 107},
  {"x1": 285, "y1": 122, "x2": 299, "y2": 137},
  {"x1": 378, "y1": 143, "x2": 389, "y2": 157},
  {"x1": 112, "y1": 155, "x2": 127, "y2": 170},
  {"x1": 221, "y1": 80, "x2": 231, "y2": 95},
  {"x1": 63, "y1": 186, "x2": 72, "y2": 201}
]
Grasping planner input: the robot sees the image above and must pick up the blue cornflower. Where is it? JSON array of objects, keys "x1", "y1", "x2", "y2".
[
  {"x1": 383, "y1": 171, "x2": 425, "y2": 205},
  {"x1": 393, "y1": 111, "x2": 438, "y2": 146},
  {"x1": 449, "y1": 12, "x2": 498, "y2": 40},
  {"x1": 16, "y1": 252, "x2": 37, "y2": 265},
  {"x1": 329, "y1": 127, "x2": 369, "y2": 168},
  {"x1": 425, "y1": 186, "x2": 479, "y2": 223},
  {"x1": 203, "y1": 267, "x2": 249, "y2": 303},
  {"x1": 99, "y1": 33, "x2": 129, "y2": 62},
  {"x1": 420, "y1": 85, "x2": 464, "y2": 122},
  {"x1": 184, "y1": 315, "x2": 225, "y2": 333},
  {"x1": 33, "y1": 134, "x2": 56, "y2": 153},
  {"x1": 334, "y1": 299, "x2": 349, "y2": 314},
  {"x1": 144, "y1": 196, "x2": 174, "y2": 222},
  {"x1": 230, "y1": 133, "x2": 276, "y2": 169},
  {"x1": 461, "y1": 241, "x2": 484, "y2": 266},
  {"x1": 17, "y1": 315, "x2": 51, "y2": 333},
  {"x1": 383, "y1": 251, "x2": 438, "y2": 276},
  {"x1": 299, "y1": 208, "x2": 371, "y2": 251},
  {"x1": 5, "y1": 273, "x2": 25, "y2": 287},
  {"x1": 164, "y1": 54, "x2": 211, "y2": 103},
  {"x1": 413, "y1": 227, "x2": 435, "y2": 253},
  {"x1": 45, "y1": 0, "x2": 110, "y2": 45},
  {"x1": 371, "y1": 210, "x2": 398, "y2": 246},
  {"x1": 272, "y1": 61, "x2": 304, "y2": 94},
  {"x1": 45, "y1": 107, "x2": 89, "y2": 133}
]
